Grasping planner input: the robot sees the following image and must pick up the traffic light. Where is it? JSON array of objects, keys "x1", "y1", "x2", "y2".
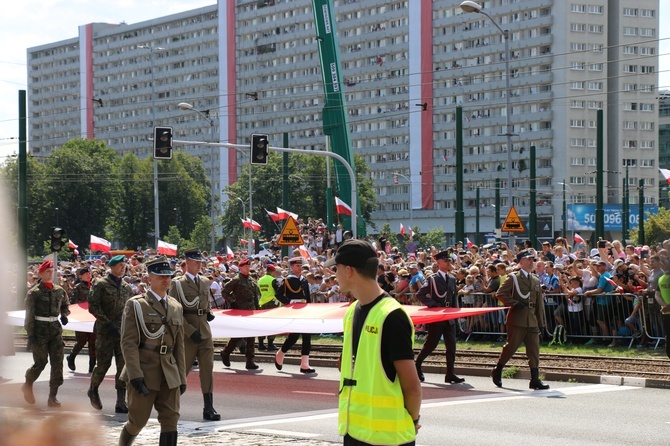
[
  {"x1": 153, "y1": 126, "x2": 173, "y2": 160},
  {"x1": 50, "y1": 227, "x2": 66, "y2": 252},
  {"x1": 250, "y1": 134, "x2": 268, "y2": 165}
]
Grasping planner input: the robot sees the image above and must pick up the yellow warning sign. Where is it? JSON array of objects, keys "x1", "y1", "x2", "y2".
[
  {"x1": 501, "y1": 206, "x2": 525, "y2": 233},
  {"x1": 277, "y1": 217, "x2": 304, "y2": 246}
]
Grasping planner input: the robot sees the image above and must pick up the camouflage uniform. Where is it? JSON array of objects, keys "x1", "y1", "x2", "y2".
[
  {"x1": 87, "y1": 273, "x2": 134, "y2": 410},
  {"x1": 24, "y1": 281, "x2": 70, "y2": 388},
  {"x1": 68, "y1": 280, "x2": 96, "y2": 370},
  {"x1": 220, "y1": 273, "x2": 260, "y2": 362}
]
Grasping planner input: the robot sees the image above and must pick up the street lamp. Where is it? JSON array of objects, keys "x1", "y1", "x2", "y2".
[
  {"x1": 460, "y1": 1, "x2": 515, "y2": 247},
  {"x1": 178, "y1": 102, "x2": 217, "y2": 253},
  {"x1": 392, "y1": 172, "x2": 413, "y2": 228},
  {"x1": 139, "y1": 44, "x2": 165, "y2": 250},
  {"x1": 557, "y1": 181, "x2": 574, "y2": 241},
  {"x1": 235, "y1": 196, "x2": 247, "y2": 251}
]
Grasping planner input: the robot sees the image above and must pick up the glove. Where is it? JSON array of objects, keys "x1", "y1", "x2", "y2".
[
  {"x1": 180, "y1": 384, "x2": 187, "y2": 395},
  {"x1": 206, "y1": 312, "x2": 215, "y2": 322},
  {"x1": 26, "y1": 337, "x2": 35, "y2": 352},
  {"x1": 60, "y1": 315, "x2": 68, "y2": 325},
  {"x1": 190, "y1": 331, "x2": 203, "y2": 344},
  {"x1": 130, "y1": 378, "x2": 149, "y2": 396},
  {"x1": 106, "y1": 321, "x2": 121, "y2": 337},
  {"x1": 515, "y1": 300, "x2": 528, "y2": 308}
]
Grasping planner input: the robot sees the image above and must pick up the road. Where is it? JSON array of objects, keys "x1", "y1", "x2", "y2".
[{"x1": 1, "y1": 352, "x2": 668, "y2": 445}]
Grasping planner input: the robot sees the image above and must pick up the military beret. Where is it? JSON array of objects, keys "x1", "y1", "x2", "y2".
[
  {"x1": 266, "y1": 264, "x2": 276, "y2": 272},
  {"x1": 146, "y1": 256, "x2": 173, "y2": 276},
  {"x1": 239, "y1": 258, "x2": 251, "y2": 267},
  {"x1": 38, "y1": 260, "x2": 54, "y2": 273},
  {"x1": 184, "y1": 248, "x2": 205, "y2": 262},
  {"x1": 108, "y1": 255, "x2": 127, "y2": 267}
]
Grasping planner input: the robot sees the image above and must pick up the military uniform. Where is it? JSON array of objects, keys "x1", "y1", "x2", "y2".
[
  {"x1": 67, "y1": 272, "x2": 96, "y2": 373},
  {"x1": 23, "y1": 274, "x2": 70, "y2": 406},
  {"x1": 220, "y1": 261, "x2": 261, "y2": 369},
  {"x1": 118, "y1": 257, "x2": 186, "y2": 446},
  {"x1": 87, "y1": 260, "x2": 134, "y2": 412},
  {"x1": 168, "y1": 248, "x2": 220, "y2": 421}
]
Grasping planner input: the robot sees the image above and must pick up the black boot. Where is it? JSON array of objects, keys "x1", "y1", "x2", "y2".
[
  {"x1": 47, "y1": 386, "x2": 61, "y2": 408},
  {"x1": 22, "y1": 381, "x2": 35, "y2": 404},
  {"x1": 115, "y1": 388, "x2": 129, "y2": 413},
  {"x1": 88, "y1": 357, "x2": 96, "y2": 374},
  {"x1": 88, "y1": 384, "x2": 102, "y2": 410},
  {"x1": 445, "y1": 373, "x2": 465, "y2": 384},
  {"x1": 203, "y1": 393, "x2": 221, "y2": 421},
  {"x1": 238, "y1": 340, "x2": 246, "y2": 354},
  {"x1": 258, "y1": 337, "x2": 267, "y2": 351},
  {"x1": 267, "y1": 336, "x2": 278, "y2": 351},
  {"x1": 67, "y1": 353, "x2": 76, "y2": 371},
  {"x1": 246, "y1": 361, "x2": 259, "y2": 370},
  {"x1": 529, "y1": 368, "x2": 550, "y2": 390},
  {"x1": 118, "y1": 426, "x2": 136, "y2": 446},
  {"x1": 159, "y1": 431, "x2": 178, "y2": 446},
  {"x1": 220, "y1": 349, "x2": 231, "y2": 367},
  {"x1": 491, "y1": 364, "x2": 503, "y2": 388},
  {"x1": 415, "y1": 361, "x2": 425, "y2": 382}
]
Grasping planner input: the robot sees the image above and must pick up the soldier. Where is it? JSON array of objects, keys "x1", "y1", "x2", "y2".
[
  {"x1": 22, "y1": 260, "x2": 70, "y2": 407},
  {"x1": 415, "y1": 250, "x2": 465, "y2": 384},
  {"x1": 492, "y1": 249, "x2": 550, "y2": 390},
  {"x1": 67, "y1": 266, "x2": 96, "y2": 373},
  {"x1": 118, "y1": 256, "x2": 187, "y2": 446},
  {"x1": 168, "y1": 248, "x2": 220, "y2": 421},
  {"x1": 87, "y1": 254, "x2": 134, "y2": 413},
  {"x1": 220, "y1": 258, "x2": 261, "y2": 370},
  {"x1": 274, "y1": 257, "x2": 315, "y2": 374},
  {"x1": 257, "y1": 263, "x2": 282, "y2": 351}
]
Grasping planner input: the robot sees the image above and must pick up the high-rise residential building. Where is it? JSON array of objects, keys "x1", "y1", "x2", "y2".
[
  {"x1": 658, "y1": 90, "x2": 670, "y2": 208},
  {"x1": 27, "y1": 0, "x2": 660, "y2": 244}
]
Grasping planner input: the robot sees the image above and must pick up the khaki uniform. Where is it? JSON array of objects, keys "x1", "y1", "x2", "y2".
[
  {"x1": 120, "y1": 292, "x2": 186, "y2": 434},
  {"x1": 168, "y1": 274, "x2": 215, "y2": 393},
  {"x1": 24, "y1": 282, "x2": 70, "y2": 387},
  {"x1": 221, "y1": 274, "x2": 260, "y2": 359},
  {"x1": 495, "y1": 271, "x2": 546, "y2": 368},
  {"x1": 88, "y1": 274, "x2": 134, "y2": 389}
]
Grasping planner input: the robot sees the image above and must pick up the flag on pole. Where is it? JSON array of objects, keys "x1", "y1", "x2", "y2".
[
  {"x1": 68, "y1": 239, "x2": 78, "y2": 249},
  {"x1": 400, "y1": 223, "x2": 405, "y2": 236},
  {"x1": 241, "y1": 218, "x2": 262, "y2": 231},
  {"x1": 659, "y1": 168, "x2": 670, "y2": 185},
  {"x1": 335, "y1": 197, "x2": 353, "y2": 216},
  {"x1": 226, "y1": 246, "x2": 234, "y2": 260},
  {"x1": 466, "y1": 237, "x2": 473, "y2": 248},
  {"x1": 157, "y1": 240, "x2": 178, "y2": 256},
  {"x1": 276, "y1": 207, "x2": 298, "y2": 220},
  {"x1": 90, "y1": 235, "x2": 111, "y2": 253},
  {"x1": 265, "y1": 208, "x2": 281, "y2": 222},
  {"x1": 574, "y1": 233, "x2": 586, "y2": 244},
  {"x1": 240, "y1": 239, "x2": 248, "y2": 245},
  {"x1": 299, "y1": 245, "x2": 312, "y2": 260},
  {"x1": 409, "y1": 227, "x2": 415, "y2": 239}
]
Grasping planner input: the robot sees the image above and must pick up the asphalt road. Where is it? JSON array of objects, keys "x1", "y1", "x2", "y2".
[{"x1": 2, "y1": 352, "x2": 669, "y2": 445}]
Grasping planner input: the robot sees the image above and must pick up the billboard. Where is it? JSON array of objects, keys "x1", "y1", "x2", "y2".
[{"x1": 567, "y1": 204, "x2": 658, "y2": 231}]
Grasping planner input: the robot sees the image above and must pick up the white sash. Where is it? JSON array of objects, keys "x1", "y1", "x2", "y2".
[{"x1": 511, "y1": 273, "x2": 531, "y2": 300}]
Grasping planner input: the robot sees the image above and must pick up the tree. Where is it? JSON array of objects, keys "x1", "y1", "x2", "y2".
[
  {"x1": 629, "y1": 208, "x2": 670, "y2": 247},
  {"x1": 185, "y1": 215, "x2": 214, "y2": 253},
  {"x1": 111, "y1": 153, "x2": 153, "y2": 250},
  {"x1": 416, "y1": 226, "x2": 447, "y2": 251}
]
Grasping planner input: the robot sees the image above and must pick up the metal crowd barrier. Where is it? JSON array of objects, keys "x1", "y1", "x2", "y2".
[
  {"x1": 640, "y1": 293, "x2": 665, "y2": 349},
  {"x1": 456, "y1": 293, "x2": 507, "y2": 341}
]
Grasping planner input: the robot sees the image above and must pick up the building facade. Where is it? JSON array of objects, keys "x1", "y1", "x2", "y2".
[{"x1": 27, "y1": 0, "x2": 660, "y2": 244}]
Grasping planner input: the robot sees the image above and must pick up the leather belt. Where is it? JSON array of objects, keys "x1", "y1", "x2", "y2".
[
  {"x1": 35, "y1": 316, "x2": 59, "y2": 322},
  {"x1": 183, "y1": 309, "x2": 206, "y2": 316},
  {"x1": 139, "y1": 342, "x2": 173, "y2": 355}
]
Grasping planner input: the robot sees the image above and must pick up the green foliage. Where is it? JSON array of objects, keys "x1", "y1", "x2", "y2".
[
  {"x1": 501, "y1": 366, "x2": 519, "y2": 379},
  {"x1": 186, "y1": 215, "x2": 213, "y2": 252},
  {"x1": 416, "y1": 226, "x2": 446, "y2": 251},
  {"x1": 629, "y1": 207, "x2": 670, "y2": 247},
  {"x1": 164, "y1": 225, "x2": 186, "y2": 252}
]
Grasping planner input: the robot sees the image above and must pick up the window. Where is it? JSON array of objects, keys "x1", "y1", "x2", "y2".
[
  {"x1": 640, "y1": 9, "x2": 655, "y2": 18},
  {"x1": 589, "y1": 44, "x2": 603, "y2": 52},
  {"x1": 624, "y1": 65, "x2": 637, "y2": 73},
  {"x1": 587, "y1": 101, "x2": 603, "y2": 109},
  {"x1": 639, "y1": 84, "x2": 655, "y2": 93},
  {"x1": 571, "y1": 4, "x2": 586, "y2": 13},
  {"x1": 589, "y1": 24, "x2": 603, "y2": 33},
  {"x1": 641, "y1": 159, "x2": 655, "y2": 168},
  {"x1": 571, "y1": 23, "x2": 586, "y2": 32},
  {"x1": 589, "y1": 63, "x2": 603, "y2": 71},
  {"x1": 570, "y1": 100, "x2": 585, "y2": 109},
  {"x1": 570, "y1": 119, "x2": 585, "y2": 128},
  {"x1": 623, "y1": 8, "x2": 638, "y2": 16},
  {"x1": 571, "y1": 61, "x2": 585, "y2": 70},
  {"x1": 640, "y1": 122, "x2": 655, "y2": 131},
  {"x1": 570, "y1": 176, "x2": 586, "y2": 185},
  {"x1": 570, "y1": 157, "x2": 585, "y2": 165},
  {"x1": 623, "y1": 83, "x2": 637, "y2": 91},
  {"x1": 571, "y1": 139, "x2": 586, "y2": 147},
  {"x1": 623, "y1": 159, "x2": 637, "y2": 167},
  {"x1": 570, "y1": 81, "x2": 585, "y2": 90},
  {"x1": 623, "y1": 27, "x2": 638, "y2": 36},
  {"x1": 624, "y1": 102, "x2": 638, "y2": 111},
  {"x1": 641, "y1": 66, "x2": 655, "y2": 74},
  {"x1": 570, "y1": 42, "x2": 587, "y2": 51},
  {"x1": 588, "y1": 82, "x2": 603, "y2": 91},
  {"x1": 640, "y1": 103, "x2": 654, "y2": 112},
  {"x1": 623, "y1": 46, "x2": 638, "y2": 55},
  {"x1": 640, "y1": 141, "x2": 654, "y2": 149},
  {"x1": 639, "y1": 28, "x2": 655, "y2": 37},
  {"x1": 623, "y1": 140, "x2": 637, "y2": 149},
  {"x1": 588, "y1": 5, "x2": 603, "y2": 14},
  {"x1": 622, "y1": 121, "x2": 637, "y2": 130}
]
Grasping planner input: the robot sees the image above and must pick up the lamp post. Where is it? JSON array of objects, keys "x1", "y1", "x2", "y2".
[
  {"x1": 139, "y1": 44, "x2": 165, "y2": 251},
  {"x1": 392, "y1": 172, "x2": 413, "y2": 228},
  {"x1": 234, "y1": 196, "x2": 247, "y2": 251},
  {"x1": 460, "y1": 1, "x2": 515, "y2": 248},
  {"x1": 557, "y1": 181, "x2": 574, "y2": 241},
  {"x1": 177, "y1": 102, "x2": 217, "y2": 253}
]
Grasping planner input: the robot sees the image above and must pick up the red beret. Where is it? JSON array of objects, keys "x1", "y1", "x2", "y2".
[
  {"x1": 239, "y1": 259, "x2": 251, "y2": 267},
  {"x1": 38, "y1": 260, "x2": 54, "y2": 273},
  {"x1": 266, "y1": 264, "x2": 276, "y2": 272}
]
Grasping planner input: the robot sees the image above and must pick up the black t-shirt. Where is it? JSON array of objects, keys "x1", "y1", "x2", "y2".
[{"x1": 351, "y1": 293, "x2": 414, "y2": 381}]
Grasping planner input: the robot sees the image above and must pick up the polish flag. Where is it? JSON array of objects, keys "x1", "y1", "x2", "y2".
[
  {"x1": 73, "y1": 249, "x2": 79, "y2": 256},
  {"x1": 157, "y1": 240, "x2": 178, "y2": 256},
  {"x1": 90, "y1": 235, "x2": 111, "y2": 253},
  {"x1": 400, "y1": 223, "x2": 405, "y2": 236},
  {"x1": 276, "y1": 207, "x2": 299, "y2": 221},
  {"x1": 226, "y1": 246, "x2": 234, "y2": 261},
  {"x1": 242, "y1": 219, "x2": 262, "y2": 231},
  {"x1": 409, "y1": 227, "x2": 415, "y2": 239},
  {"x1": 265, "y1": 208, "x2": 281, "y2": 222},
  {"x1": 68, "y1": 239, "x2": 78, "y2": 249},
  {"x1": 659, "y1": 168, "x2": 670, "y2": 185},
  {"x1": 574, "y1": 233, "x2": 586, "y2": 244},
  {"x1": 299, "y1": 245, "x2": 312, "y2": 260},
  {"x1": 466, "y1": 237, "x2": 473, "y2": 248},
  {"x1": 335, "y1": 197, "x2": 353, "y2": 216},
  {"x1": 240, "y1": 239, "x2": 248, "y2": 245}
]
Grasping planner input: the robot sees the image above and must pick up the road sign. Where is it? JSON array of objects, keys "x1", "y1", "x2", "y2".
[
  {"x1": 501, "y1": 206, "x2": 525, "y2": 233},
  {"x1": 276, "y1": 217, "x2": 304, "y2": 246}
]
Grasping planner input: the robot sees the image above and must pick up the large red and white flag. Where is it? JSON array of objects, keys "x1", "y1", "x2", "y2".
[
  {"x1": 659, "y1": 168, "x2": 670, "y2": 185},
  {"x1": 335, "y1": 197, "x2": 352, "y2": 216},
  {"x1": 242, "y1": 218, "x2": 261, "y2": 231},
  {"x1": 400, "y1": 223, "x2": 405, "y2": 236},
  {"x1": 574, "y1": 233, "x2": 586, "y2": 244},
  {"x1": 299, "y1": 245, "x2": 312, "y2": 260},
  {"x1": 466, "y1": 237, "x2": 473, "y2": 248},
  {"x1": 276, "y1": 207, "x2": 298, "y2": 221},
  {"x1": 265, "y1": 208, "x2": 281, "y2": 222},
  {"x1": 226, "y1": 246, "x2": 234, "y2": 260},
  {"x1": 157, "y1": 240, "x2": 178, "y2": 256},
  {"x1": 90, "y1": 235, "x2": 111, "y2": 253},
  {"x1": 68, "y1": 239, "x2": 78, "y2": 249}
]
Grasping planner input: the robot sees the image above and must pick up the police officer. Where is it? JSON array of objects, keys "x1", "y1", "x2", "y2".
[
  {"x1": 492, "y1": 249, "x2": 550, "y2": 390},
  {"x1": 257, "y1": 263, "x2": 282, "y2": 351},
  {"x1": 87, "y1": 254, "x2": 134, "y2": 413},
  {"x1": 118, "y1": 256, "x2": 187, "y2": 446},
  {"x1": 67, "y1": 266, "x2": 96, "y2": 373},
  {"x1": 220, "y1": 258, "x2": 261, "y2": 370},
  {"x1": 415, "y1": 250, "x2": 465, "y2": 384},
  {"x1": 274, "y1": 257, "x2": 315, "y2": 374},
  {"x1": 168, "y1": 248, "x2": 220, "y2": 421},
  {"x1": 22, "y1": 260, "x2": 70, "y2": 407}
]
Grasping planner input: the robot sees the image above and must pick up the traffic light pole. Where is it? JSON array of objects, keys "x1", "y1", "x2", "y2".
[{"x1": 172, "y1": 139, "x2": 358, "y2": 239}]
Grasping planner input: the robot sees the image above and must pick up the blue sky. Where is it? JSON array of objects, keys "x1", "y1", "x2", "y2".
[{"x1": 0, "y1": 1, "x2": 668, "y2": 161}]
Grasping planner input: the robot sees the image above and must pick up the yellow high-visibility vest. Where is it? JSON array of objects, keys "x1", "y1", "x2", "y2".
[
  {"x1": 338, "y1": 297, "x2": 415, "y2": 445},
  {"x1": 257, "y1": 274, "x2": 275, "y2": 307}
]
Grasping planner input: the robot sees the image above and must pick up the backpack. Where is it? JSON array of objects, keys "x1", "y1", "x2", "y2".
[{"x1": 549, "y1": 324, "x2": 567, "y2": 346}]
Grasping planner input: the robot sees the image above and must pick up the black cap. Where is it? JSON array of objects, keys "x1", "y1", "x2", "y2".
[
  {"x1": 324, "y1": 239, "x2": 377, "y2": 269},
  {"x1": 147, "y1": 256, "x2": 174, "y2": 276},
  {"x1": 516, "y1": 249, "x2": 535, "y2": 263},
  {"x1": 78, "y1": 267, "x2": 90, "y2": 275},
  {"x1": 433, "y1": 250, "x2": 452, "y2": 261},
  {"x1": 184, "y1": 248, "x2": 205, "y2": 262}
]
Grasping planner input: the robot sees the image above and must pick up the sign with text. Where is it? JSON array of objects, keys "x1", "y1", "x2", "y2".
[{"x1": 567, "y1": 204, "x2": 658, "y2": 231}]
